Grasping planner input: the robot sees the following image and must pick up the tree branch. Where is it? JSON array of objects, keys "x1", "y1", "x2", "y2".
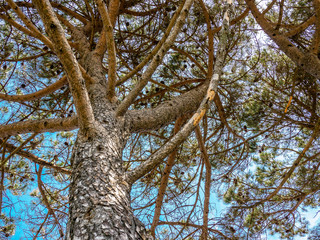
[
  {"x1": 95, "y1": 0, "x2": 117, "y2": 102},
  {"x1": 311, "y1": 0, "x2": 320, "y2": 54},
  {"x1": 195, "y1": 126, "x2": 211, "y2": 240},
  {"x1": 120, "y1": 5, "x2": 163, "y2": 16},
  {"x1": 275, "y1": 0, "x2": 285, "y2": 30},
  {"x1": 1, "y1": 1, "x2": 89, "y2": 24},
  {"x1": 0, "y1": 117, "x2": 78, "y2": 138},
  {"x1": 211, "y1": 7, "x2": 249, "y2": 35},
  {"x1": 116, "y1": 0, "x2": 194, "y2": 115},
  {"x1": 127, "y1": 83, "x2": 207, "y2": 133},
  {"x1": 157, "y1": 221, "x2": 231, "y2": 239},
  {"x1": 32, "y1": 0, "x2": 95, "y2": 134},
  {"x1": 0, "y1": 133, "x2": 37, "y2": 167},
  {"x1": 1, "y1": 139, "x2": 71, "y2": 174},
  {"x1": 254, "y1": 118, "x2": 320, "y2": 206},
  {"x1": 125, "y1": 0, "x2": 233, "y2": 185},
  {"x1": 0, "y1": 76, "x2": 67, "y2": 102},
  {"x1": 285, "y1": 16, "x2": 316, "y2": 38},
  {"x1": 150, "y1": 117, "x2": 184, "y2": 236},
  {"x1": 37, "y1": 166, "x2": 63, "y2": 235},
  {"x1": 5, "y1": 0, "x2": 53, "y2": 48},
  {"x1": 198, "y1": 0, "x2": 214, "y2": 77},
  {"x1": 108, "y1": 0, "x2": 120, "y2": 27},
  {"x1": 0, "y1": 13, "x2": 47, "y2": 45},
  {"x1": 126, "y1": 75, "x2": 234, "y2": 135},
  {"x1": 245, "y1": 0, "x2": 320, "y2": 79},
  {"x1": 0, "y1": 51, "x2": 50, "y2": 62}
]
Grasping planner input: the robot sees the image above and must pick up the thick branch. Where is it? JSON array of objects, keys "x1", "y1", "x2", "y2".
[
  {"x1": 285, "y1": 16, "x2": 316, "y2": 38},
  {"x1": 127, "y1": 83, "x2": 207, "y2": 133},
  {"x1": 245, "y1": 0, "x2": 320, "y2": 79},
  {"x1": 108, "y1": 0, "x2": 120, "y2": 27},
  {"x1": 126, "y1": 66, "x2": 231, "y2": 134},
  {"x1": 198, "y1": 0, "x2": 214, "y2": 77},
  {"x1": 95, "y1": 0, "x2": 117, "y2": 102},
  {"x1": 312, "y1": 0, "x2": 320, "y2": 54},
  {"x1": 0, "y1": 117, "x2": 78, "y2": 138},
  {"x1": 32, "y1": 0, "x2": 95, "y2": 134},
  {"x1": 275, "y1": 0, "x2": 285, "y2": 30},
  {"x1": 125, "y1": 1, "x2": 233, "y2": 184}
]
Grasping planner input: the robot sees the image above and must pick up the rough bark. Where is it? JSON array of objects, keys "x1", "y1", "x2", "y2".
[
  {"x1": 0, "y1": 1, "x2": 232, "y2": 238},
  {"x1": 66, "y1": 97, "x2": 153, "y2": 239}
]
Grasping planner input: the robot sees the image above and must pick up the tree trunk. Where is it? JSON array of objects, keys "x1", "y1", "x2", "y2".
[{"x1": 65, "y1": 98, "x2": 152, "y2": 239}]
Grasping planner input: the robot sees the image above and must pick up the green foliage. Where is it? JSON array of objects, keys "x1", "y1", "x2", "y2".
[{"x1": 1, "y1": 0, "x2": 320, "y2": 239}]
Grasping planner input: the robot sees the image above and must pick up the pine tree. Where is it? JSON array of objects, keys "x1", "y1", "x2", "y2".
[{"x1": 1, "y1": 0, "x2": 320, "y2": 239}]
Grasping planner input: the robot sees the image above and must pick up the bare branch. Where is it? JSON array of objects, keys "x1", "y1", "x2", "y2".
[
  {"x1": 171, "y1": 45, "x2": 207, "y2": 75},
  {"x1": 157, "y1": 221, "x2": 232, "y2": 239},
  {"x1": 150, "y1": 117, "x2": 184, "y2": 236},
  {"x1": 0, "y1": 133, "x2": 37, "y2": 166},
  {"x1": 1, "y1": 139, "x2": 71, "y2": 174},
  {"x1": 0, "y1": 13, "x2": 45, "y2": 44},
  {"x1": 211, "y1": 7, "x2": 249, "y2": 35},
  {"x1": 0, "y1": 51, "x2": 50, "y2": 62},
  {"x1": 0, "y1": 76, "x2": 67, "y2": 102},
  {"x1": 195, "y1": 127, "x2": 211, "y2": 240},
  {"x1": 37, "y1": 166, "x2": 63, "y2": 234},
  {"x1": 0, "y1": 139, "x2": 8, "y2": 214},
  {"x1": 127, "y1": 83, "x2": 207, "y2": 133},
  {"x1": 1, "y1": 1, "x2": 89, "y2": 24},
  {"x1": 255, "y1": 118, "x2": 320, "y2": 206},
  {"x1": 116, "y1": 4, "x2": 185, "y2": 86},
  {"x1": 120, "y1": 5, "x2": 163, "y2": 16}
]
